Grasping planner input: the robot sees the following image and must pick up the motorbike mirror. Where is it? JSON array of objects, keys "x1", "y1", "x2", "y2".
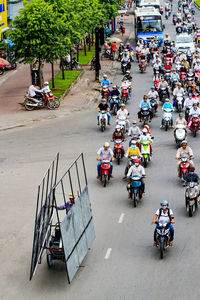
[{"x1": 151, "y1": 136, "x2": 154, "y2": 140}]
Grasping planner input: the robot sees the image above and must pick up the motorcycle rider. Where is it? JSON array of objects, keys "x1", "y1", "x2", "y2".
[
  {"x1": 179, "y1": 61, "x2": 188, "y2": 74},
  {"x1": 158, "y1": 76, "x2": 170, "y2": 98},
  {"x1": 125, "y1": 70, "x2": 132, "y2": 81},
  {"x1": 127, "y1": 158, "x2": 146, "y2": 198},
  {"x1": 123, "y1": 140, "x2": 141, "y2": 179},
  {"x1": 97, "y1": 142, "x2": 114, "y2": 179},
  {"x1": 174, "y1": 113, "x2": 187, "y2": 139},
  {"x1": 188, "y1": 103, "x2": 200, "y2": 127},
  {"x1": 152, "y1": 200, "x2": 175, "y2": 247},
  {"x1": 184, "y1": 166, "x2": 200, "y2": 193},
  {"x1": 28, "y1": 83, "x2": 42, "y2": 100},
  {"x1": 173, "y1": 82, "x2": 185, "y2": 107},
  {"x1": 139, "y1": 49, "x2": 147, "y2": 68},
  {"x1": 153, "y1": 59, "x2": 162, "y2": 76},
  {"x1": 41, "y1": 81, "x2": 51, "y2": 94},
  {"x1": 139, "y1": 128, "x2": 153, "y2": 154},
  {"x1": 101, "y1": 74, "x2": 110, "y2": 87},
  {"x1": 138, "y1": 95, "x2": 153, "y2": 122},
  {"x1": 170, "y1": 69, "x2": 180, "y2": 85},
  {"x1": 121, "y1": 50, "x2": 131, "y2": 70},
  {"x1": 97, "y1": 98, "x2": 111, "y2": 125},
  {"x1": 128, "y1": 120, "x2": 141, "y2": 138},
  {"x1": 148, "y1": 86, "x2": 159, "y2": 112},
  {"x1": 194, "y1": 61, "x2": 200, "y2": 72},
  {"x1": 176, "y1": 140, "x2": 194, "y2": 177},
  {"x1": 110, "y1": 85, "x2": 121, "y2": 110},
  {"x1": 160, "y1": 98, "x2": 174, "y2": 128},
  {"x1": 112, "y1": 125, "x2": 125, "y2": 141},
  {"x1": 116, "y1": 103, "x2": 130, "y2": 131},
  {"x1": 152, "y1": 54, "x2": 161, "y2": 65}
]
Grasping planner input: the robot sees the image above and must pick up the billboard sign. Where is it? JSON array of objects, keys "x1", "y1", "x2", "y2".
[{"x1": 0, "y1": 0, "x2": 7, "y2": 40}]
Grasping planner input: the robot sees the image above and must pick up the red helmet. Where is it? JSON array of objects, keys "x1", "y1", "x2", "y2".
[{"x1": 134, "y1": 158, "x2": 140, "y2": 164}]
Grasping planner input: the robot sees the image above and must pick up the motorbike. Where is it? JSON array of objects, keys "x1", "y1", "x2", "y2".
[
  {"x1": 110, "y1": 96, "x2": 121, "y2": 115},
  {"x1": 24, "y1": 92, "x2": 60, "y2": 111},
  {"x1": 194, "y1": 70, "x2": 200, "y2": 87},
  {"x1": 186, "y1": 77, "x2": 194, "y2": 93},
  {"x1": 185, "y1": 181, "x2": 198, "y2": 217},
  {"x1": 180, "y1": 71, "x2": 187, "y2": 86},
  {"x1": 179, "y1": 157, "x2": 190, "y2": 181},
  {"x1": 59, "y1": 57, "x2": 81, "y2": 70},
  {"x1": 159, "y1": 88, "x2": 168, "y2": 103},
  {"x1": 165, "y1": 9, "x2": 169, "y2": 19},
  {"x1": 175, "y1": 124, "x2": 186, "y2": 147},
  {"x1": 139, "y1": 59, "x2": 146, "y2": 73},
  {"x1": 155, "y1": 220, "x2": 171, "y2": 259},
  {"x1": 136, "y1": 51, "x2": 142, "y2": 61},
  {"x1": 140, "y1": 107, "x2": 150, "y2": 125},
  {"x1": 171, "y1": 78, "x2": 179, "y2": 92},
  {"x1": 191, "y1": 7, "x2": 195, "y2": 15},
  {"x1": 98, "y1": 111, "x2": 108, "y2": 132},
  {"x1": 176, "y1": 26, "x2": 183, "y2": 34},
  {"x1": 101, "y1": 49, "x2": 112, "y2": 60},
  {"x1": 149, "y1": 97, "x2": 157, "y2": 115},
  {"x1": 113, "y1": 139, "x2": 124, "y2": 165},
  {"x1": 164, "y1": 70, "x2": 171, "y2": 83},
  {"x1": 118, "y1": 51, "x2": 123, "y2": 61},
  {"x1": 175, "y1": 95, "x2": 184, "y2": 112},
  {"x1": 162, "y1": 108, "x2": 173, "y2": 131},
  {"x1": 117, "y1": 117, "x2": 127, "y2": 133},
  {"x1": 127, "y1": 175, "x2": 143, "y2": 207},
  {"x1": 101, "y1": 85, "x2": 110, "y2": 101},
  {"x1": 99, "y1": 159, "x2": 112, "y2": 187},
  {"x1": 176, "y1": 61, "x2": 181, "y2": 72},
  {"x1": 121, "y1": 61, "x2": 128, "y2": 74},
  {"x1": 185, "y1": 104, "x2": 192, "y2": 122},
  {"x1": 140, "y1": 139, "x2": 151, "y2": 168},
  {"x1": 121, "y1": 86, "x2": 129, "y2": 104},
  {"x1": 190, "y1": 114, "x2": 200, "y2": 137}
]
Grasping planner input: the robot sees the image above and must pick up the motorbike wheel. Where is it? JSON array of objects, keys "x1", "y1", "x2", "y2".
[
  {"x1": 143, "y1": 158, "x2": 147, "y2": 168},
  {"x1": 47, "y1": 253, "x2": 53, "y2": 268},
  {"x1": 189, "y1": 205, "x2": 193, "y2": 217},
  {"x1": 121, "y1": 96, "x2": 125, "y2": 104},
  {"x1": 193, "y1": 128, "x2": 197, "y2": 137},
  {"x1": 160, "y1": 242, "x2": 164, "y2": 259},
  {"x1": 47, "y1": 99, "x2": 60, "y2": 110},
  {"x1": 24, "y1": 100, "x2": 35, "y2": 111},
  {"x1": 165, "y1": 123, "x2": 168, "y2": 131},
  {"x1": 101, "y1": 121, "x2": 105, "y2": 132},
  {"x1": 113, "y1": 104, "x2": 118, "y2": 115},
  {"x1": 101, "y1": 54, "x2": 105, "y2": 61},
  {"x1": 140, "y1": 68, "x2": 144, "y2": 73},
  {"x1": 102, "y1": 175, "x2": 107, "y2": 187},
  {"x1": 117, "y1": 155, "x2": 120, "y2": 165}
]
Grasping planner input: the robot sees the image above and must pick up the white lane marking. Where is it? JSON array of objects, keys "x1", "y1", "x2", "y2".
[
  {"x1": 118, "y1": 213, "x2": 125, "y2": 224},
  {"x1": 104, "y1": 248, "x2": 112, "y2": 259}
]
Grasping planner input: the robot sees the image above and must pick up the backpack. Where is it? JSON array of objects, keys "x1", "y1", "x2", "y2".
[{"x1": 158, "y1": 208, "x2": 171, "y2": 221}]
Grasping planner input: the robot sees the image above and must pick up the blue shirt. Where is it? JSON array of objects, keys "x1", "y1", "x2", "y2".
[
  {"x1": 57, "y1": 201, "x2": 73, "y2": 212},
  {"x1": 162, "y1": 102, "x2": 173, "y2": 110},
  {"x1": 101, "y1": 79, "x2": 110, "y2": 86},
  {"x1": 140, "y1": 100, "x2": 151, "y2": 109}
]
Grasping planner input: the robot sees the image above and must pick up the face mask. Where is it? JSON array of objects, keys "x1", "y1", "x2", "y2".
[
  {"x1": 161, "y1": 206, "x2": 167, "y2": 210},
  {"x1": 131, "y1": 145, "x2": 136, "y2": 150},
  {"x1": 132, "y1": 124, "x2": 136, "y2": 127},
  {"x1": 135, "y1": 163, "x2": 139, "y2": 167},
  {"x1": 117, "y1": 129, "x2": 120, "y2": 132}
]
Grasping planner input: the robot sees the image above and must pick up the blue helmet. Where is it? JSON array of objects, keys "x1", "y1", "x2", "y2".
[
  {"x1": 151, "y1": 85, "x2": 155, "y2": 89},
  {"x1": 160, "y1": 200, "x2": 168, "y2": 206}
]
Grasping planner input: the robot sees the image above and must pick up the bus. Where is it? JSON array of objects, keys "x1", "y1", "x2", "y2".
[
  {"x1": 134, "y1": 7, "x2": 164, "y2": 44},
  {"x1": 138, "y1": 0, "x2": 161, "y2": 12}
]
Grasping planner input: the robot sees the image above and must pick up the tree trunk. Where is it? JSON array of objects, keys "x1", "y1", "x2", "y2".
[
  {"x1": 70, "y1": 47, "x2": 73, "y2": 70},
  {"x1": 77, "y1": 44, "x2": 79, "y2": 62},
  {"x1": 91, "y1": 29, "x2": 94, "y2": 46},
  {"x1": 61, "y1": 57, "x2": 65, "y2": 80},
  {"x1": 84, "y1": 38, "x2": 87, "y2": 56},
  {"x1": 51, "y1": 63, "x2": 55, "y2": 88},
  {"x1": 88, "y1": 33, "x2": 91, "y2": 51},
  {"x1": 38, "y1": 57, "x2": 42, "y2": 89}
]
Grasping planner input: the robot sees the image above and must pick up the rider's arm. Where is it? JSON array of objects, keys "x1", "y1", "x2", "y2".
[
  {"x1": 170, "y1": 215, "x2": 175, "y2": 224},
  {"x1": 127, "y1": 165, "x2": 133, "y2": 178},
  {"x1": 152, "y1": 214, "x2": 158, "y2": 223}
]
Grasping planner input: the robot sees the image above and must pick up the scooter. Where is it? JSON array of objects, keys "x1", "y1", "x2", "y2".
[
  {"x1": 139, "y1": 59, "x2": 146, "y2": 73},
  {"x1": 98, "y1": 111, "x2": 108, "y2": 132},
  {"x1": 149, "y1": 97, "x2": 157, "y2": 115},
  {"x1": 24, "y1": 92, "x2": 60, "y2": 111},
  {"x1": 121, "y1": 87, "x2": 129, "y2": 104},
  {"x1": 139, "y1": 139, "x2": 151, "y2": 168},
  {"x1": 117, "y1": 117, "x2": 127, "y2": 134},
  {"x1": 127, "y1": 175, "x2": 143, "y2": 207},
  {"x1": 175, "y1": 95, "x2": 184, "y2": 112},
  {"x1": 159, "y1": 88, "x2": 168, "y2": 103},
  {"x1": 101, "y1": 85, "x2": 110, "y2": 101},
  {"x1": 190, "y1": 114, "x2": 200, "y2": 137},
  {"x1": 140, "y1": 108, "x2": 150, "y2": 125},
  {"x1": 121, "y1": 61, "x2": 128, "y2": 74},
  {"x1": 155, "y1": 220, "x2": 171, "y2": 259},
  {"x1": 99, "y1": 159, "x2": 112, "y2": 187},
  {"x1": 175, "y1": 124, "x2": 186, "y2": 147},
  {"x1": 110, "y1": 96, "x2": 121, "y2": 115},
  {"x1": 113, "y1": 139, "x2": 124, "y2": 165},
  {"x1": 162, "y1": 108, "x2": 173, "y2": 131},
  {"x1": 179, "y1": 157, "x2": 190, "y2": 182},
  {"x1": 185, "y1": 181, "x2": 198, "y2": 217}
]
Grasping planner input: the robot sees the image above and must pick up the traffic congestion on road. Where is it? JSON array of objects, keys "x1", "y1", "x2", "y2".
[{"x1": 1, "y1": 0, "x2": 200, "y2": 299}]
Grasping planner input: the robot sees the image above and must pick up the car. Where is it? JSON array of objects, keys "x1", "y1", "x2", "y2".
[{"x1": 175, "y1": 33, "x2": 195, "y2": 53}]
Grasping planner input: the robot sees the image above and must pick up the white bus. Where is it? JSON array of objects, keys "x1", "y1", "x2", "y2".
[
  {"x1": 134, "y1": 7, "x2": 164, "y2": 44},
  {"x1": 139, "y1": 0, "x2": 161, "y2": 12}
]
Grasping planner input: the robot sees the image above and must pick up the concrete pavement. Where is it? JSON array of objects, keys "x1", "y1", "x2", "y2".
[{"x1": 1, "y1": 3, "x2": 200, "y2": 300}]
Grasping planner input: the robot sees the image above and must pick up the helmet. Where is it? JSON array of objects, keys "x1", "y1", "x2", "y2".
[
  {"x1": 151, "y1": 85, "x2": 155, "y2": 89},
  {"x1": 181, "y1": 140, "x2": 187, "y2": 145},
  {"x1": 121, "y1": 103, "x2": 125, "y2": 107},
  {"x1": 144, "y1": 125, "x2": 149, "y2": 130},
  {"x1": 103, "y1": 74, "x2": 107, "y2": 78},
  {"x1": 104, "y1": 142, "x2": 110, "y2": 147},
  {"x1": 165, "y1": 98, "x2": 170, "y2": 102},
  {"x1": 179, "y1": 113, "x2": 183, "y2": 117},
  {"x1": 127, "y1": 43, "x2": 130, "y2": 46},
  {"x1": 192, "y1": 84, "x2": 197, "y2": 88},
  {"x1": 132, "y1": 120, "x2": 137, "y2": 124},
  {"x1": 134, "y1": 158, "x2": 140, "y2": 165},
  {"x1": 126, "y1": 70, "x2": 130, "y2": 74},
  {"x1": 131, "y1": 140, "x2": 137, "y2": 145},
  {"x1": 160, "y1": 200, "x2": 168, "y2": 207},
  {"x1": 178, "y1": 82, "x2": 181, "y2": 86},
  {"x1": 151, "y1": 40, "x2": 154, "y2": 42},
  {"x1": 143, "y1": 95, "x2": 148, "y2": 99},
  {"x1": 101, "y1": 98, "x2": 107, "y2": 103},
  {"x1": 143, "y1": 128, "x2": 148, "y2": 133},
  {"x1": 44, "y1": 81, "x2": 49, "y2": 85},
  {"x1": 116, "y1": 125, "x2": 121, "y2": 131},
  {"x1": 123, "y1": 76, "x2": 127, "y2": 81},
  {"x1": 112, "y1": 85, "x2": 116, "y2": 89},
  {"x1": 125, "y1": 49, "x2": 129, "y2": 53}
]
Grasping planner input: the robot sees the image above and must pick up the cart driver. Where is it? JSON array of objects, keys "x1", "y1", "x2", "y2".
[{"x1": 53, "y1": 193, "x2": 75, "y2": 212}]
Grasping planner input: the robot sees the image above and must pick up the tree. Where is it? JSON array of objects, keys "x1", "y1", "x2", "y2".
[{"x1": 7, "y1": 0, "x2": 69, "y2": 87}]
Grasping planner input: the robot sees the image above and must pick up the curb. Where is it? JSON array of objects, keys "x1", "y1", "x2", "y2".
[
  {"x1": 194, "y1": 2, "x2": 200, "y2": 10},
  {"x1": 60, "y1": 69, "x2": 85, "y2": 101}
]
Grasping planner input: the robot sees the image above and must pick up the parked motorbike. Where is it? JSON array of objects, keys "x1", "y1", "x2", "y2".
[
  {"x1": 185, "y1": 181, "x2": 198, "y2": 217},
  {"x1": 175, "y1": 124, "x2": 186, "y2": 147},
  {"x1": 99, "y1": 159, "x2": 112, "y2": 187},
  {"x1": 113, "y1": 139, "x2": 124, "y2": 165},
  {"x1": 24, "y1": 92, "x2": 60, "y2": 111},
  {"x1": 98, "y1": 111, "x2": 108, "y2": 132},
  {"x1": 155, "y1": 220, "x2": 171, "y2": 259}
]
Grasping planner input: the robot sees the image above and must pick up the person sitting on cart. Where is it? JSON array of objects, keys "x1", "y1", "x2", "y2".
[{"x1": 53, "y1": 193, "x2": 75, "y2": 212}]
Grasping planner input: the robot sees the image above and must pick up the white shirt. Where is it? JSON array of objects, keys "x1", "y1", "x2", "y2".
[
  {"x1": 117, "y1": 108, "x2": 129, "y2": 120},
  {"x1": 136, "y1": 45, "x2": 143, "y2": 52},
  {"x1": 128, "y1": 126, "x2": 141, "y2": 137},
  {"x1": 127, "y1": 165, "x2": 145, "y2": 178},
  {"x1": 194, "y1": 64, "x2": 200, "y2": 71},
  {"x1": 173, "y1": 87, "x2": 184, "y2": 97},
  {"x1": 155, "y1": 208, "x2": 173, "y2": 223},
  {"x1": 97, "y1": 147, "x2": 113, "y2": 160},
  {"x1": 175, "y1": 117, "x2": 186, "y2": 125},
  {"x1": 189, "y1": 107, "x2": 200, "y2": 116},
  {"x1": 184, "y1": 98, "x2": 195, "y2": 108},
  {"x1": 41, "y1": 85, "x2": 51, "y2": 93},
  {"x1": 148, "y1": 90, "x2": 158, "y2": 99},
  {"x1": 28, "y1": 85, "x2": 41, "y2": 97},
  {"x1": 152, "y1": 57, "x2": 161, "y2": 64}
]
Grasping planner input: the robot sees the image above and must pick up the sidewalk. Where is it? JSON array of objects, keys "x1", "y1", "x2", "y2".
[{"x1": 0, "y1": 13, "x2": 133, "y2": 131}]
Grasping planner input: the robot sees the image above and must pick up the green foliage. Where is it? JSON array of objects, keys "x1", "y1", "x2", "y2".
[
  {"x1": 49, "y1": 70, "x2": 82, "y2": 98},
  {"x1": 79, "y1": 46, "x2": 95, "y2": 64},
  {"x1": 194, "y1": 0, "x2": 200, "y2": 7}
]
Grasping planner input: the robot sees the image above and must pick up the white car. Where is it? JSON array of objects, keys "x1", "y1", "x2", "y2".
[{"x1": 175, "y1": 33, "x2": 195, "y2": 53}]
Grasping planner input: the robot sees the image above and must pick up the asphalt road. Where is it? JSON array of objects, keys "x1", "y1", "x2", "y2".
[{"x1": 1, "y1": 2, "x2": 200, "y2": 300}]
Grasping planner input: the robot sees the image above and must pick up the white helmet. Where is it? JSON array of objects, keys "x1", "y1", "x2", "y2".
[
  {"x1": 116, "y1": 125, "x2": 121, "y2": 130},
  {"x1": 143, "y1": 128, "x2": 148, "y2": 133},
  {"x1": 44, "y1": 81, "x2": 49, "y2": 85},
  {"x1": 104, "y1": 142, "x2": 110, "y2": 147}
]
